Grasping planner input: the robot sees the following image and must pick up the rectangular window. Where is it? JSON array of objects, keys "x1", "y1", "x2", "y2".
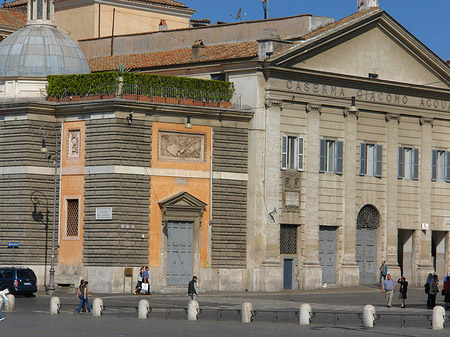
[
  {"x1": 432, "y1": 150, "x2": 450, "y2": 182},
  {"x1": 280, "y1": 224, "x2": 297, "y2": 254},
  {"x1": 66, "y1": 199, "x2": 79, "y2": 238},
  {"x1": 398, "y1": 147, "x2": 419, "y2": 180},
  {"x1": 281, "y1": 136, "x2": 304, "y2": 171},
  {"x1": 320, "y1": 139, "x2": 343, "y2": 175},
  {"x1": 210, "y1": 73, "x2": 226, "y2": 81},
  {"x1": 360, "y1": 143, "x2": 383, "y2": 177}
]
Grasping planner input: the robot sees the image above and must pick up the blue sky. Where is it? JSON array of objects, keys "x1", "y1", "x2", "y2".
[{"x1": 186, "y1": 0, "x2": 450, "y2": 61}]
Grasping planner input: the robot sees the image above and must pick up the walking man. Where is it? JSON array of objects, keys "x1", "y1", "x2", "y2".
[
  {"x1": 382, "y1": 274, "x2": 396, "y2": 308},
  {"x1": 188, "y1": 276, "x2": 198, "y2": 300}
]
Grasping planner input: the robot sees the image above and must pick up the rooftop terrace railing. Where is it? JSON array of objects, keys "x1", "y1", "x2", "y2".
[{"x1": 47, "y1": 83, "x2": 241, "y2": 109}]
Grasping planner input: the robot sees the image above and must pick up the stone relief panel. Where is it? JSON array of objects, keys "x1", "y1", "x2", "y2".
[
  {"x1": 158, "y1": 130, "x2": 206, "y2": 163},
  {"x1": 67, "y1": 129, "x2": 81, "y2": 158}
]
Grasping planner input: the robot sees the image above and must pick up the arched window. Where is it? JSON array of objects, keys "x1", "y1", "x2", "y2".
[{"x1": 357, "y1": 205, "x2": 380, "y2": 229}]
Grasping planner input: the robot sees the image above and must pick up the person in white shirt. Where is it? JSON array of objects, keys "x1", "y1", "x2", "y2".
[{"x1": 0, "y1": 289, "x2": 10, "y2": 321}]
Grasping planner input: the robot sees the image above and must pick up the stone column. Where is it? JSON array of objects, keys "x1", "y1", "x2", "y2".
[
  {"x1": 259, "y1": 99, "x2": 283, "y2": 291},
  {"x1": 385, "y1": 114, "x2": 401, "y2": 279},
  {"x1": 416, "y1": 118, "x2": 433, "y2": 284},
  {"x1": 247, "y1": 96, "x2": 283, "y2": 291},
  {"x1": 301, "y1": 104, "x2": 322, "y2": 290},
  {"x1": 339, "y1": 108, "x2": 359, "y2": 286}
]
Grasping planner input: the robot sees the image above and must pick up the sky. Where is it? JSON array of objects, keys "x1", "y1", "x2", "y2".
[{"x1": 185, "y1": 0, "x2": 450, "y2": 61}]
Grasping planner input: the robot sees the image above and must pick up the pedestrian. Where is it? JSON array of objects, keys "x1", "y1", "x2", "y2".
[
  {"x1": 382, "y1": 273, "x2": 396, "y2": 308},
  {"x1": 397, "y1": 276, "x2": 408, "y2": 308},
  {"x1": 141, "y1": 266, "x2": 151, "y2": 295},
  {"x1": 379, "y1": 261, "x2": 387, "y2": 285},
  {"x1": 443, "y1": 273, "x2": 450, "y2": 309},
  {"x1": 134, "y1": 267, "x2": 144, "y2": 295},
  {"x1": 77, "y1": 280, "x2": 91, "y2": 313},
  {"x1": 429, "y1": 274, "x2": 439, "y2": 309},
  {"x1": 188, "y1": 276, "x2": 198, "y2": 300},
  {"x1": 0, "y1": 288, "x2": 9, "y2": 322},
  {"x1": 425, "y1": 273, "x2": 432, "y2": 308}
]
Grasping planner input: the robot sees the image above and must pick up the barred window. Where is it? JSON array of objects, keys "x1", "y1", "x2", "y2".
[
  {"x1": 66, "y1": 199, "x2": 79, "y2": 237},
  {"x1": 280, "y1": 224, "x2": 297, "y2": 254}
]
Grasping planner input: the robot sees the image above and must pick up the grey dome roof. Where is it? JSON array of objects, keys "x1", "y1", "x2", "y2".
[{"x1": 0, "y1": 24, "x2": 90, "y2": 77}]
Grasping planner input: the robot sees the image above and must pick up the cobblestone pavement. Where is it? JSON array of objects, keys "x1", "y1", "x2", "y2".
[{"x1": 1, "y1": 285, "x2": 449, "y2": 336}]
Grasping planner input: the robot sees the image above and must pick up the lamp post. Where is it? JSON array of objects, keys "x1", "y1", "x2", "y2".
[{"x1": 39, "y1": 124, "x2": 59, "y2": 296}]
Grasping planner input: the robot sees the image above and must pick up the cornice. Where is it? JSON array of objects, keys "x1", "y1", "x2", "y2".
[{"x1": 268, "y1": 66, "x2": 450, "y2": 101}]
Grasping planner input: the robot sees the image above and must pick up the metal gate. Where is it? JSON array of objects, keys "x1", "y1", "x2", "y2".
[
  {"x1": 166, "y1": 221, "x2": 193, "y2": 286},
  {"x1": 356, "y1": 204, "x2": 379, "y2": 285},
  {"x1": 319, "y1": 226, "x2": 336, "y2": 284},
  {"x1": 356, "y1": 228, "x2": 377, "y2": 284}
]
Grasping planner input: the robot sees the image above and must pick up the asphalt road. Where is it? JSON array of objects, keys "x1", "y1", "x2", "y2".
[{"x1": 1, "y1": 285, "x2": 449, "y2": 337}]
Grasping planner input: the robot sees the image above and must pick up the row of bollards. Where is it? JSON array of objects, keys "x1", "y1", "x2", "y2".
[{"x1": 48, "y1": 297, "x2": 447, "y2": 329}]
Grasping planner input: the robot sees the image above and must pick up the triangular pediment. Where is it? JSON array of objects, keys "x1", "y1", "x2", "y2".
[
  {"x1": 159, "y1": 191, "x2": 207, "y2": 210},
  {"x1": 272, "y1": 10, "x2": 450, "y2": 89}
]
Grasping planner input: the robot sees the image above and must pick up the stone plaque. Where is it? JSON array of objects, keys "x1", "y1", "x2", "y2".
[
  {"x1": 68, "y1": 129, "x2": 81, "y2": 158},
  {"x1": 285, "y1": 191, "x2": 300, "y2": 207},
  {"x1": 96, "y1": 207, "x2": 112, "y2": 220},
  {"x1": 158, "y1": 130, "x2": 206, "y2": 163}
]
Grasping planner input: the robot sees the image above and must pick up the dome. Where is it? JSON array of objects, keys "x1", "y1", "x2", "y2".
[{"x1": 0, "y1": 24, "x2": 90, "y2": 77}]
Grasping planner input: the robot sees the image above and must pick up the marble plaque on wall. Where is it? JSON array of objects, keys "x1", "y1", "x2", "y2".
[{"x1": 158, "y1": 130, "x2": 206, "y2": 163}]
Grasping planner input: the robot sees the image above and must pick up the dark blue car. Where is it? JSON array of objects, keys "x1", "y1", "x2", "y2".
[{"x1": 0, "y1": 267, "x2": 37, "y2": 296}]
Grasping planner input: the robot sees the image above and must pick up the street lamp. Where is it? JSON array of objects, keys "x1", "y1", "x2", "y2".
[{"x1": 38, "y1": 124, "x2": 59, "y2": 296}]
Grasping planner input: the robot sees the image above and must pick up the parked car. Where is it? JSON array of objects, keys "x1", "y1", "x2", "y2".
[{"x1": 0, "y1": 267, "x2": 37, "y2": 296}]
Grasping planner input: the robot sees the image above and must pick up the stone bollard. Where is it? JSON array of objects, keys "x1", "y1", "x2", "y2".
[
  {"x1": 187, "y1": 300, "x2": 199, "y2": 321},
  {"x1": 432, "y1": 306, "x2": 445, "y2": 330},
  {"x1": 241, "y1": 302, "x2": 253, "y2": 323},
  {"x1": 5, "y1": 294, "x2": 15, "y2": 312},
  {"x1": 363, "y1": 304, "x2": 376, "y2": 328},
  {"x1": 299, "y1": 303, "x2": 312, "y2": 325},
  {"x1": 49, "y1": 296, "x2": 60, "y2": 315},
  {"x1": 138, "y1": 299, "x2": 149, "y2": 319},
  {"x1": 92, "y1": 298, "x2": 103, "y2": 317}
]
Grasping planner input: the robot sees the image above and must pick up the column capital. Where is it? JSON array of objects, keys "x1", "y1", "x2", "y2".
[
  {"x1": 385, "y1": 114, "x2": 401, "y2": 123},
  {"x1": 343, "y1": 108, "x2": 359, "y2": 119},
  {"x1": 420, "y1": 117, "x2": 434, "y2": 127},
  {"x1": 306, "y1": 103, "x2": 322, "y2": 114}
]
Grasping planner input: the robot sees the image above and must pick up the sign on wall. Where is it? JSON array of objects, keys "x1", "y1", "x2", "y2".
[{"x1": 96, "y1": 207, "x2": 112, "y2": 220}]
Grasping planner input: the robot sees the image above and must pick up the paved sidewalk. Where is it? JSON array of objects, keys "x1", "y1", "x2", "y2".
[{"x1": 1, "y1": 285, "x2": 449, "y2": 336}]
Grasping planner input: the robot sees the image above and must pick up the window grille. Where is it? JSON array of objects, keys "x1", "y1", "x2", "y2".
[
  {"x1": 66, "y1": 199, "x2": 79, "y2": 237},
  {"x1": 280, "y1": 224, "x2": 297, "y2": 254},
  {"x1": 357, "y1": 205, "x2": 379, "y2": 229}
]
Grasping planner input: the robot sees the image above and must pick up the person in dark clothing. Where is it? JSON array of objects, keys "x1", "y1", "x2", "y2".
[
  {"x1": 188, "y1": 276, "x2": 198, "y2": 300},
  {"x1": 443, "y1": 273, "x2": 450, "y2": 309},
  {"x1": 429, "y1": 274, "x2": 439, "y2": 309},
  {"x1": 397, "y1": 276, "x2": 408, "y2": 308},
  {"x1": 425, "y1": 273, "x2": 433, "y2": 309}
]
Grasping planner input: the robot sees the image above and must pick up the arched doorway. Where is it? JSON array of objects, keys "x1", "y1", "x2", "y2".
[{"x1": 356, "y1": 205, "x2": 380, "y2": 284}]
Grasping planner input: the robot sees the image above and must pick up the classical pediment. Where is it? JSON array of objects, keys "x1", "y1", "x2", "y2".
[
  {"x1": 272, "y1": 10, "x2": 450, "y2": 89},
  {"x1": 159, "y1": 191, "x2": 207, "y2": 212}
]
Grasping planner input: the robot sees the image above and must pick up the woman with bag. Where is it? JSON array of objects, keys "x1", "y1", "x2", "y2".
[
  {"x1": 397, "y1": 276, "x2": 408, "y2": 308},
  {"x1": 134, "y1": 267, "x2": 144, "y2": 295},
  {"x1": 77, "y1": 280, "x2": 91, "y2": 313}
]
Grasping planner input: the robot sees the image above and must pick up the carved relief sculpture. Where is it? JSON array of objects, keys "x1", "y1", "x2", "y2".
[
  {"x1": 68, "y1": 129, "x2": 81, "y2": 158},
  {"x1": 158, "y1": 130, "x2": 206, "y2": 163}
]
